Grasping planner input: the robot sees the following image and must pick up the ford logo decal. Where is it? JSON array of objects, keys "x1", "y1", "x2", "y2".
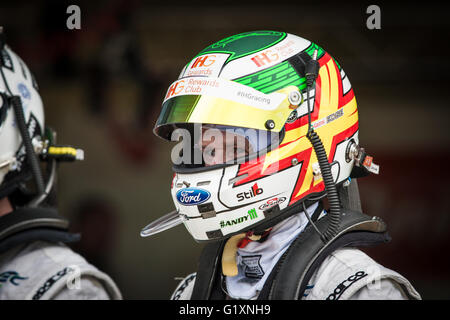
[{"x1": 176, "y1": 188, "x2": 211, "y2": 206}]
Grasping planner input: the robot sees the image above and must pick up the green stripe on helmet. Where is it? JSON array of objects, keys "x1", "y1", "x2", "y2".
[
  {"x1": 305, "y1": 42, "x2": 326, "y2": 59},
  {"x1": 234, "y1": 61, "x2": 306, "y2": 94},
  {"x1": 195, "y1": 30, "x2": 287, "y2": 63}
]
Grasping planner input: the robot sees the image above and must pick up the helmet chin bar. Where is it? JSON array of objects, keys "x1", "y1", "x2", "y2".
[{"x1": 140, "y1": 210, "x2": 185, "y2": 237}]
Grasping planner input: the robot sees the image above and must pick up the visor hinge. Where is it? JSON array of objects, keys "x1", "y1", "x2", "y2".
[
  {"x1": 265, "y1": 120, "x2": 275, "y2": 130},
  {"x1": 288, "y1": 90, "x2": 303, "y2": 107}
]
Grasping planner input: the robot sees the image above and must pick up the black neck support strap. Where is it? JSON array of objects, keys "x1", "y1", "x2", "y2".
[
  {"x1": 191, "y1": 208, "x2": 390, "y2": 300},
  {"x1": 259, "y1": 208, "x2": 389, "y2": 299},
  {"x1": 0, "y1": 207, "x2": 80, "y2": 254}
]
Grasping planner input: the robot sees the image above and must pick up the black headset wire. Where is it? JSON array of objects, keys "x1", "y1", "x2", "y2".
[{"x1": 303, "y1": 50, "x2": 341, "y2": 243}]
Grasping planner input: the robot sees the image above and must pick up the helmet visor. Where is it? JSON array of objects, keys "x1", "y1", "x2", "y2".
[
  {"x1": 170, "y1": 124, "x2": 283, "y2": 171},
  {"x1": 155, "y1": 77, "x2": 297, "y2": 140}
]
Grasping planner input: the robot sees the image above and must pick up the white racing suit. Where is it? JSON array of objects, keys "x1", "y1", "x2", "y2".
[
  {"x1": 170, "y1": 203, "x2": 421, "y2": 300},
  {"x1": 0, "y1": 240, "x2": 122, "y2": 300}
]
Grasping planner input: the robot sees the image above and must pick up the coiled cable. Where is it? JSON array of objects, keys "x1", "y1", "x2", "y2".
[
  {"x1": 306, "y1": 130, "x2": 341, "y2": 242},
  {"x1": 304, "y1": 50, "x2": 341, "y2": 242}
]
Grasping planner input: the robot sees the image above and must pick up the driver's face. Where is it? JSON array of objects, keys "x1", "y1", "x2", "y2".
[{"x1": 200, "y1": 128, "x2": 253, "y2": 167}]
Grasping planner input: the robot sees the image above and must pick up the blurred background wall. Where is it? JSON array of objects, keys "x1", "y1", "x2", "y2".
[{"x1": 1, "y1": 0, "x2": 449, "y2": 299}]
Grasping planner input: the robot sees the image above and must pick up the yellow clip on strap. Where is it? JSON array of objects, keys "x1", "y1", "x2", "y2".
[{"x1": 221, "y1": 233, "x2": 246, "y2": 277}]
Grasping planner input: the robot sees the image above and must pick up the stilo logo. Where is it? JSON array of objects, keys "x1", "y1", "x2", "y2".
[
  {"x1": 176, "y1": 188, "x2": 211, "y2": 206},
  {"x1": 237, "y1": 183, "x2": 263, "y2": 202}
]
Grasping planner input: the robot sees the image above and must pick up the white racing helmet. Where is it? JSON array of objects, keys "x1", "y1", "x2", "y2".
[
  {"x1": 0, "y1": 28, "x2": 83, "y2": 207},
  {"x1": 142, "y1": 31, "x2": 379, "y2": 242}
]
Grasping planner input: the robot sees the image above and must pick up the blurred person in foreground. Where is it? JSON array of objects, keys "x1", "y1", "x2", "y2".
[
  {"x1": 0, "y1": 28, "x2": 121, "y2": 300},
  {"x1": 141, "y1": 31, "x2": 420, "y2": 300}
]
